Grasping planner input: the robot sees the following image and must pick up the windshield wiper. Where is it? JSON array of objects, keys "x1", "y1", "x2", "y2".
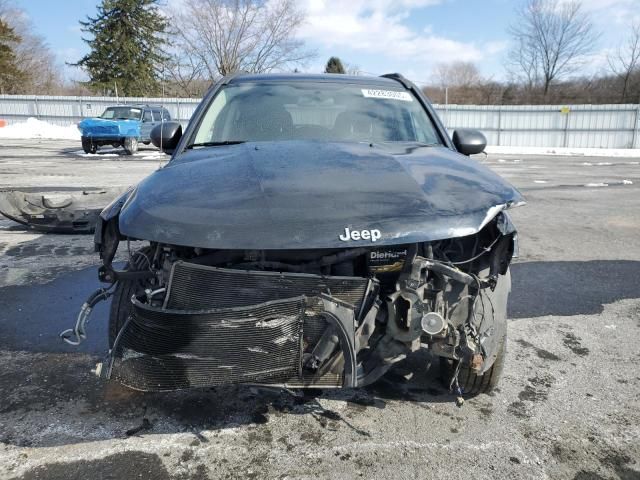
[{"x1": 186, "y1": 140, "x2": 246, "y2": 149}]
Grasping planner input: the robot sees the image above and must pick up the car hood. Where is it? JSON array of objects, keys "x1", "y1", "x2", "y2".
[
  {"x1": 79, "y1": 117, "x2": 140, "y2": 135},
  {"x1": 118, "y1": 141, "x2": 524, "y2": 249}
]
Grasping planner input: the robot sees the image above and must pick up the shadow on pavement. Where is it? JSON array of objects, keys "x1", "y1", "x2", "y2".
[
  {"x1": 509, "y1": 260, "x2": 640, "y2": 318},
  {"x1": 13, "y1": 451, "x2": 176, "y2": 480},
  {"x1": 0, "y1": 346, "x2": 457, "y2": 450},
  {"x1": 0, "y1": 258, "x2": 639, "y2": 450},
  {"x1": 2, "y1": 260, "x2": 639, "y2": 354},
  {"x1": 59, "y1": 144, "x2": 162, "y2": 157},
  {"x1": 0, "y1": 265, "x2": 111, "y2": 355}
]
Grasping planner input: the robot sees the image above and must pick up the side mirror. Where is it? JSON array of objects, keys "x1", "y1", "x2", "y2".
[
  {"x1": 151, "y1": 122, "x2": 182, "y2": 152},
  {"x1": 452, "y1": 129, "x2": 487, "y2": 156}
]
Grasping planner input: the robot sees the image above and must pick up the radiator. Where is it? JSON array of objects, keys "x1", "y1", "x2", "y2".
[
  {"x1": 164, "y1": 261, "x2": 369, "y2": 311},
  {"x1": 108, "y1": 262, "x2": 370, "y2": 391}
]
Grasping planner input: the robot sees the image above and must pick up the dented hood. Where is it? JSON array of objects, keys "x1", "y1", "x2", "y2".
[{"x1": 118, "y1": 141, "x2": 523, "y2": 249}]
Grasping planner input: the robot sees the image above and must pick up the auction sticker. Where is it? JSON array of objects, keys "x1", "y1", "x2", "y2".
[{"x1": 361, "y1": 89, "x2": 413, "y2": 101}]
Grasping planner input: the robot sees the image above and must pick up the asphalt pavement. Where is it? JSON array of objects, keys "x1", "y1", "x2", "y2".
[{"x1": 0, "y1": 139, "x2": 639, "y2": 480}]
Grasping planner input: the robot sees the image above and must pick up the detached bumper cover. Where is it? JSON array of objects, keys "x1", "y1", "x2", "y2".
[{"x1": 0, "y1": 189, "x2": 124, "y2": 234}]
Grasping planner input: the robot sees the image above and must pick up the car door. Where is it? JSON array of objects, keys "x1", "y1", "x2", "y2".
[{"x1": 140, "y1": 108, "x2": 155, "y2": 141}]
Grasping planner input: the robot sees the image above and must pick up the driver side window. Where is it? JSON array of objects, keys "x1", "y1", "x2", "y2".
[{"x1": 143, "y1": 110, "x2": 153, "y2": 122}]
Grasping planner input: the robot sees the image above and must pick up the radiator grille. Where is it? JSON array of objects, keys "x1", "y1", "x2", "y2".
[
  {"x1": 90, "y1": 125, "x2": 118, "y2": 135},
  {"x1": 165, "y1": 261, "x2": 369, "y2": 311}
]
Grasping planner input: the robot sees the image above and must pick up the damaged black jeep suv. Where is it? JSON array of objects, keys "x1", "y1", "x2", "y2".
[{"x1": 63, "y1": 73, "x2": 524, "y2": 395}]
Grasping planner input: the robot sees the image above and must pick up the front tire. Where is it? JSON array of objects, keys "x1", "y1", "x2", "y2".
[
  {"x1": 123, "y1": 137, "x2": 139, "y2": 155},
  {"x1": 440, "y1": 336, "x2": 506, "y2": 396},
  {"x1": 81, "y1": 137, "x2": 97, "y2": 154}
]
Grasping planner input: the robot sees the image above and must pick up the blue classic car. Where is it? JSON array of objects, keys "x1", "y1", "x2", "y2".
[{"x1": 78, "y1": 105, "x2": 171, "y2": 155}]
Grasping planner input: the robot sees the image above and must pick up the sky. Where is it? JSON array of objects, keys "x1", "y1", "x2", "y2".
[{"x1": 15, "y1": 0, "x2": 640, "y2": 86}]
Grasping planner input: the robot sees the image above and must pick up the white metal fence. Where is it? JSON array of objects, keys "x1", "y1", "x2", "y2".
[
  {"x1": 0, "y1": 95, "x2": 200, "y2": 128},
  {"x1": 1, "y1": 95, "x2": 639, "y2": 149}
]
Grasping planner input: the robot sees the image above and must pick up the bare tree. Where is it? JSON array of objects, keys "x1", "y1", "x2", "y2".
[
  {"x1": 168, "y1": 0, "x2": 315, "y2": 88},
  {"x1": 344, "y1": 62, "x2": 362, "y2": 76},
  {"x1": 508, "y1": 0, "x2": 599, "y2": 95},
  {"x1": 164, "y1": 50, "x2": 208, "y2": 97},
  {"x1": 607, "y1": 22, "x2": 640, "y2": 102},
  {"x1": 433, "y1": 61, "x2": 482, "y2": 88},
  {"x1": 508, "y1": 35, "x2": 541, "y2": 93},
  {"x1": 428, "y1": 61, "x2": 492, "y2": 104},
  {"x1": 0, "y1": 1, "x2": 63, "y2": 94}
]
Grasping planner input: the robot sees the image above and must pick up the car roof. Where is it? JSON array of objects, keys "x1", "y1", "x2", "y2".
[
  {"x1": 227, "y1": 73, "x2": 406, "y2": 88},
  {"x1": 106, "y1": 104, "x2": 166, "y2": 109}
]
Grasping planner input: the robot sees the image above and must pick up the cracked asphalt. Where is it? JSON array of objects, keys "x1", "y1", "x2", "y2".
[{"x1": 0, "y1": 139, "x2": 639, "y2": 480}]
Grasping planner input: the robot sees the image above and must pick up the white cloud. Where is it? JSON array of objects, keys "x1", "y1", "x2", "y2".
[
  {"x1": 58, "y1": 47, "x2": 80, "y2": 63},
  {"x1": 560, "y1": 0, "x2": 640, "y2": 24},
  {"x1": 296, "y1": 0, "x2": 503, "y2": 79}
]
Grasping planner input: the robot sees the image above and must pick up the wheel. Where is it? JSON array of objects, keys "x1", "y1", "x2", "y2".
[
  {"x1": 108, "y1": 247, "x2": 153, "y2": 348},
  {"x1": 81, "y1": 137, "x2": 97, "y2": 154},
  {"x1": 440, "y1": 336, "x2": 506, "y2": 396},
  {"x1": 142, "y1": 141, "x2": 150, "y2": 145},
  {"x1": 123, "y1": 137, "x2": 139, "y2": 155}
]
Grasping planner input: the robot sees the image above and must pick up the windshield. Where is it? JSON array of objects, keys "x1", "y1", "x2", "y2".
[
  {"x1": 101, "y1": 107, "x2": 142, "y2": 120},
  {"x1": 190, "y1": 82, "x2": 442, "y2": 146}
]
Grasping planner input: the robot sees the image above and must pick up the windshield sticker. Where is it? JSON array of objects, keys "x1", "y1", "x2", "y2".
[{"x1": 361, "y1": 89, "x2": 413, "y2": 102}]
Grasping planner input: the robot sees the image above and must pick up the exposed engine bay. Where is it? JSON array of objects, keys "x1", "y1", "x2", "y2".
[{"x1": 67, "y1": 210, "x2": 517, "y2": 393}]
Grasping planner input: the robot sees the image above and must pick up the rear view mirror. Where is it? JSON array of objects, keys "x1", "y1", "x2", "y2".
[
  {"x1": 452, "y1": 129, "x2": 487, "y2": 156},
  {"x1": 151, "y1": 122, "x2": 182, "y2": 152}
]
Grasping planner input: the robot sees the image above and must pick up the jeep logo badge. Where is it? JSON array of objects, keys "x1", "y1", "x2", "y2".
[{"x1": 339, "y1": 227, "x2": 381, "y2": 242}]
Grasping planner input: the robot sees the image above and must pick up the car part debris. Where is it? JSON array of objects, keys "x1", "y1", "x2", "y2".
[
  {"x1": 0, "y1": 188, "x2": 126, "y2": 233},
  {"x1": 63, "y1": 72, "x2": 524, "y2": 398}
]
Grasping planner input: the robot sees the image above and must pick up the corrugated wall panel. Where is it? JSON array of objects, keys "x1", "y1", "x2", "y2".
[{"x1": 1, "y1": 95, "x2": 638, "y2": 148}]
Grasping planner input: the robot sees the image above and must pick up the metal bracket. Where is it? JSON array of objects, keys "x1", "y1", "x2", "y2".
[
  {"x1": 60, "y1": 287, "x2": 114, "y2": 345},
  {"x1": 98, "y1": 265, "x2": 155, "y2": 283}
]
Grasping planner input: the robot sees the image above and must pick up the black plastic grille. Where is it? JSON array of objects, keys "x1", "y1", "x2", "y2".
[{"x1": 165, "y1": 261, "x2": 369, "y2": 311}]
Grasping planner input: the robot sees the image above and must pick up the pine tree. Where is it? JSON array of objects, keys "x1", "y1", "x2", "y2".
[
  {"x1": 0, "y1": 18, "x2": 24, "y2": 94},
  {"x1": 74, "y1": 0, "x2": 167, "y2": 96},
  {"x1": 325, "y1": 57, "x2": 346, "y2": 74}
]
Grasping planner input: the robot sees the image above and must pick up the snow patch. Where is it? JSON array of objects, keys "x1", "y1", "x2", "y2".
[
  {"x1": 77, "y1": 152, "x2": 119, "y2": 157},
  {"x1": 533, "y1": 180, "x2": 548, "y2": 184},
  {"x1": 0, "y1": 117, "x2": 80, "y2": 140},
  {"x1": 622, "y1": 179, "x2": 633, "y2": 185},
  {"x1": 486, "y1": 146, "x2": 640, "y2": 157},
  {"x1": 140, "y1": 153, "x2": 166, "y2": 160},
  {"x1": 584, "y1": 183, "x2": 608, "y2": 187}
]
